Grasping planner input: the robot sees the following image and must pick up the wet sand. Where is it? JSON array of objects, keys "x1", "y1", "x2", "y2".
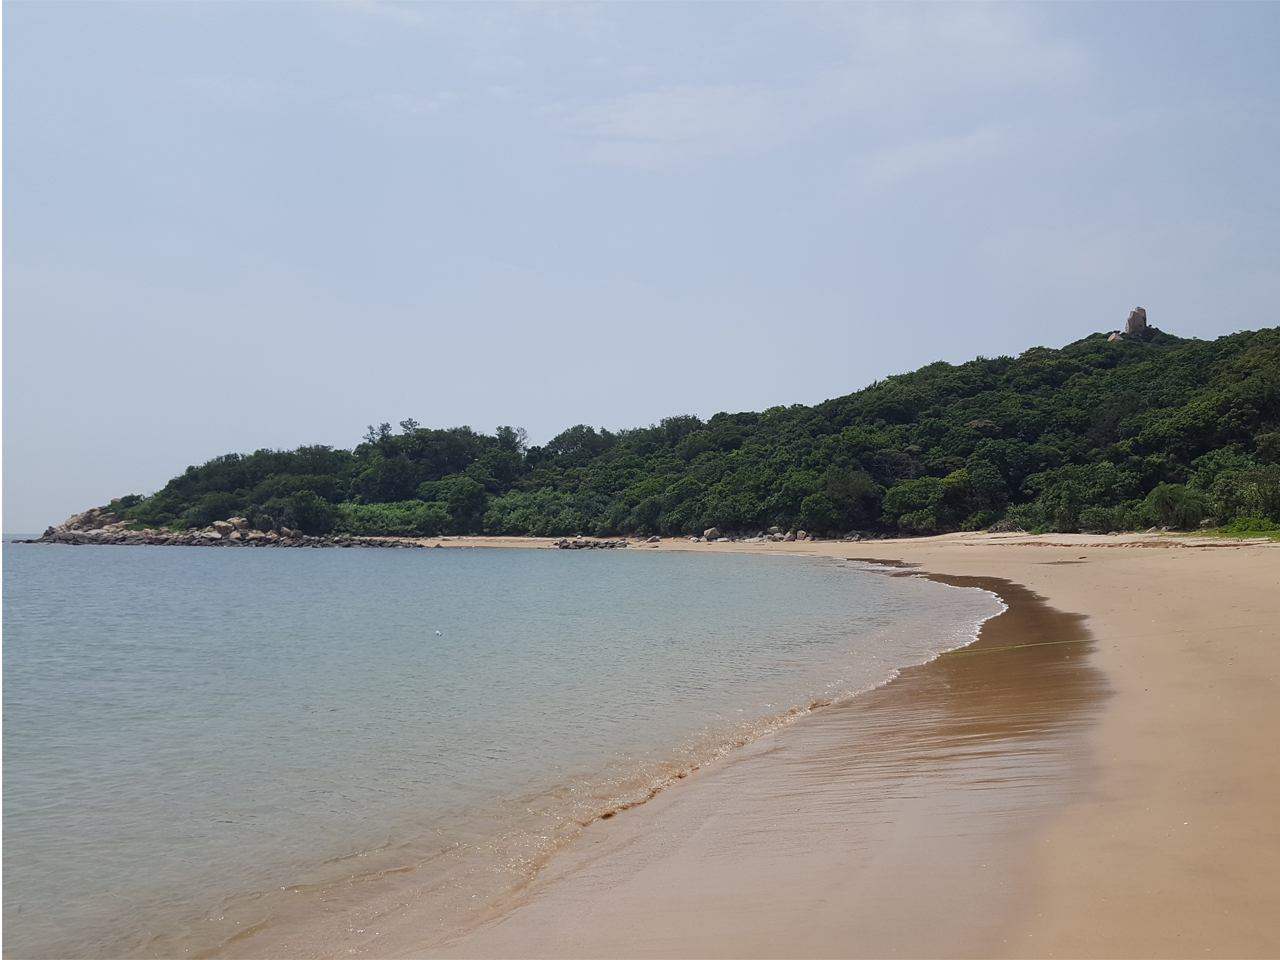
[
  {"x1": 417, "y1": 574, "x2": 1106, "y2": 958},
  {"x1": 408, "y1": 532, "x2": 1279, "y2": 958},
  {"x1": 839, "y1": 535, "x2": 1280, "y2": 958}
]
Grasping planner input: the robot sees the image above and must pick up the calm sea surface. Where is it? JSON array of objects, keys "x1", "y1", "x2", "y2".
[{"x1": 3, "y1": 543, "x2": 1002, "y2": 958}]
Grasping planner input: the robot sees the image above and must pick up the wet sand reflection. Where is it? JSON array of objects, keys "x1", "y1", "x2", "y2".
[{"x1": 422, "y1": 573, "x2": 1111, "y2": 959}]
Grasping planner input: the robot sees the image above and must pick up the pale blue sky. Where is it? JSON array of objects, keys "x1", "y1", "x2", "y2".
[{"x1": 5, "y1": 2, "x2": 1278, "y2": 531}]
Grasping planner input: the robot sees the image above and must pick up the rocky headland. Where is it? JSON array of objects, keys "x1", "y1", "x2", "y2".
[
  {"x1": 21, "y1": 507, "x2": 897, "y2": 550},
  {"x1": 23, "y1": 507, "x2": 436, "y2": 549}
]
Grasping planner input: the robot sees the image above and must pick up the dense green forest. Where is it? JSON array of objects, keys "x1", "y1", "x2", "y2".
[{"x1": 109, "y1": 326, "x2": 1280, "y2": 538}]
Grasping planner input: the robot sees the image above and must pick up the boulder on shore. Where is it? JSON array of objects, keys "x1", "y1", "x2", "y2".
[{"x1": 703, "y1": 527, "x2": 721, "y2": 540}]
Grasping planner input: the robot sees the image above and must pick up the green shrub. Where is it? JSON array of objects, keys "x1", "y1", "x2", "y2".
[
  {"x1": 333, "y1": 500, "x2": 449, "y2": 537},
  {"x1": 286, "y1": 491, "x2": 336, "y2": 535},
  {"x1": 181, "y1": 492, "x2": 242, "y2": 528},
  {"x1": 1223, "y1": 516, "x2": 1280, "y2": 533},
  {"x1": 800, "y1": 492, "x2": 838, "y2": 533},
  {"x1": 1146, "y1": 483, "x2": 1209, "y2": 529},
  {"x1": 483, "y1": 490, "x2": 588, "y2": 537},
  {"x1": 960, "y1": 510, "x2": 998, "y2": 531}
]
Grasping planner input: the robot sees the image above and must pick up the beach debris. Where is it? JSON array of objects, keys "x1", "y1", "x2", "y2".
[
  {"x1": 646, "y1": 536, "x2": 660, "y2": 543},
  {"x1": 988, "y1": 518, "x2": 1025, "y2": 533}
]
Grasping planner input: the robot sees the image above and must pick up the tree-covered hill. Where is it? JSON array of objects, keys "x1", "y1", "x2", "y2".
[{"x1": 106, "y1": 326, "x2": 1280, "y2": 538}]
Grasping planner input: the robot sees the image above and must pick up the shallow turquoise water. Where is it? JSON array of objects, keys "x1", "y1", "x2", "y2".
[{"x1": 2, "y1": 544, "x2": 1001, "y2": 957}]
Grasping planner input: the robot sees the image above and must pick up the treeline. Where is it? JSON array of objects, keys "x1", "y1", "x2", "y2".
[{"x1": 108, "y1": 326, "x2": 1280, "y2": 538}]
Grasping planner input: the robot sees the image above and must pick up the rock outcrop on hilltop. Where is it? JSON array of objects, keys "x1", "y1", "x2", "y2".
[
  {"x1": 1109, "y1": 306, "x2": 1157, "y2": 342},
  {"x1": 1126, "y1": 306, "x2": 1148, "y2": 336}
]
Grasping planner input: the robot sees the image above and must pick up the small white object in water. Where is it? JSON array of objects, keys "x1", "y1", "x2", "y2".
[{"x1": 436, "y1": 630, "x2": 442, "y2": 636}]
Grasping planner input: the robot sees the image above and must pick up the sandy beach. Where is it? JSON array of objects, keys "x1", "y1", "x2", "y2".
[
  {"x1": 387, "y1": 531, "x2": 1278, "y2": 958},
  {"x1": 208, "y1": 531, "x2": 1280, "y2": 958}
]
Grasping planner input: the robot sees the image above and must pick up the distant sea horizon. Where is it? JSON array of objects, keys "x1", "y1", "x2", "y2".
[{"x1": 3, "y1": 543, "x2": 1002, "y2": 958}]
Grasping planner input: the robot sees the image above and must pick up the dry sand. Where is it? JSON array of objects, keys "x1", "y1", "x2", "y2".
[{"x1": 405, "y1": 531, "x2": 1280, "y2": 958}]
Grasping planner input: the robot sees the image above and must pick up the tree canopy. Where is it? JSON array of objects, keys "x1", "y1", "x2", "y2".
[{"x1": 112, "y1": 326, "x2": 1280, "y2": 537}]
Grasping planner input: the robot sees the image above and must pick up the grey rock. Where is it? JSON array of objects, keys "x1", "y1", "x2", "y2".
[{"x1": 703, "y1": 527, "x2": 721, "y2": 540}]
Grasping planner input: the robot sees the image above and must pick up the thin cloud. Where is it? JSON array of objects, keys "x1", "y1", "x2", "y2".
[
  {"x1": 553, "y1": 84, "x2": 796, "y2": 168},
  {"x1": 551, "y1": 6, "x2": 1087, "y2": 169},
  {"x1": 347, "y1": 91, "x2": 462, "y2": 121},
  {"x1": 183, "y1": 73, "x2": 295, "y2": 112},
  {"x1": 860, "y1": 125, "x2": 1018, "y2": 187}
]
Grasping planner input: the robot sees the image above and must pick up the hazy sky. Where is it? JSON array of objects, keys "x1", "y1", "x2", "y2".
[{"x1": 5, "y1": 2, "x2": 1278, "y2": 531}]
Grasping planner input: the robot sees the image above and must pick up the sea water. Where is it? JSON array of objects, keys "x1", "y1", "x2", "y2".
[{"x1": 2, "y1": 543, "x2": 1002, "y2": 958}]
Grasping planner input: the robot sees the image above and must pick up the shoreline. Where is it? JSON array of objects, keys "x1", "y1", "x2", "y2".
[
  {"x1": 403, "y1": 564, "x2": 1107, "y2": 959},
  {"x1": 15, "y1": 532, "x2": 1279, "y2": 956},
  {"x1": 375, "y1": 531, "x2": 1279, "y2": 957},
  {"x1": 658, "y1": 532, "x2": 1280, "y2": 957},
  {"x1": 199, "y1": 554, "x2": 1009, "y2": 960}
]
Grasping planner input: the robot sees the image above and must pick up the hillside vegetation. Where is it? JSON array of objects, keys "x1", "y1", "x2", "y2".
[{"x1": 107, "y1": 326, "x2": 1280, "y2": 539}]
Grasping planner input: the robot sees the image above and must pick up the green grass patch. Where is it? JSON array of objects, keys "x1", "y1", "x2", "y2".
[{"x1": 1192, "y1": 517, "x2": 1280, "y2": 540}]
